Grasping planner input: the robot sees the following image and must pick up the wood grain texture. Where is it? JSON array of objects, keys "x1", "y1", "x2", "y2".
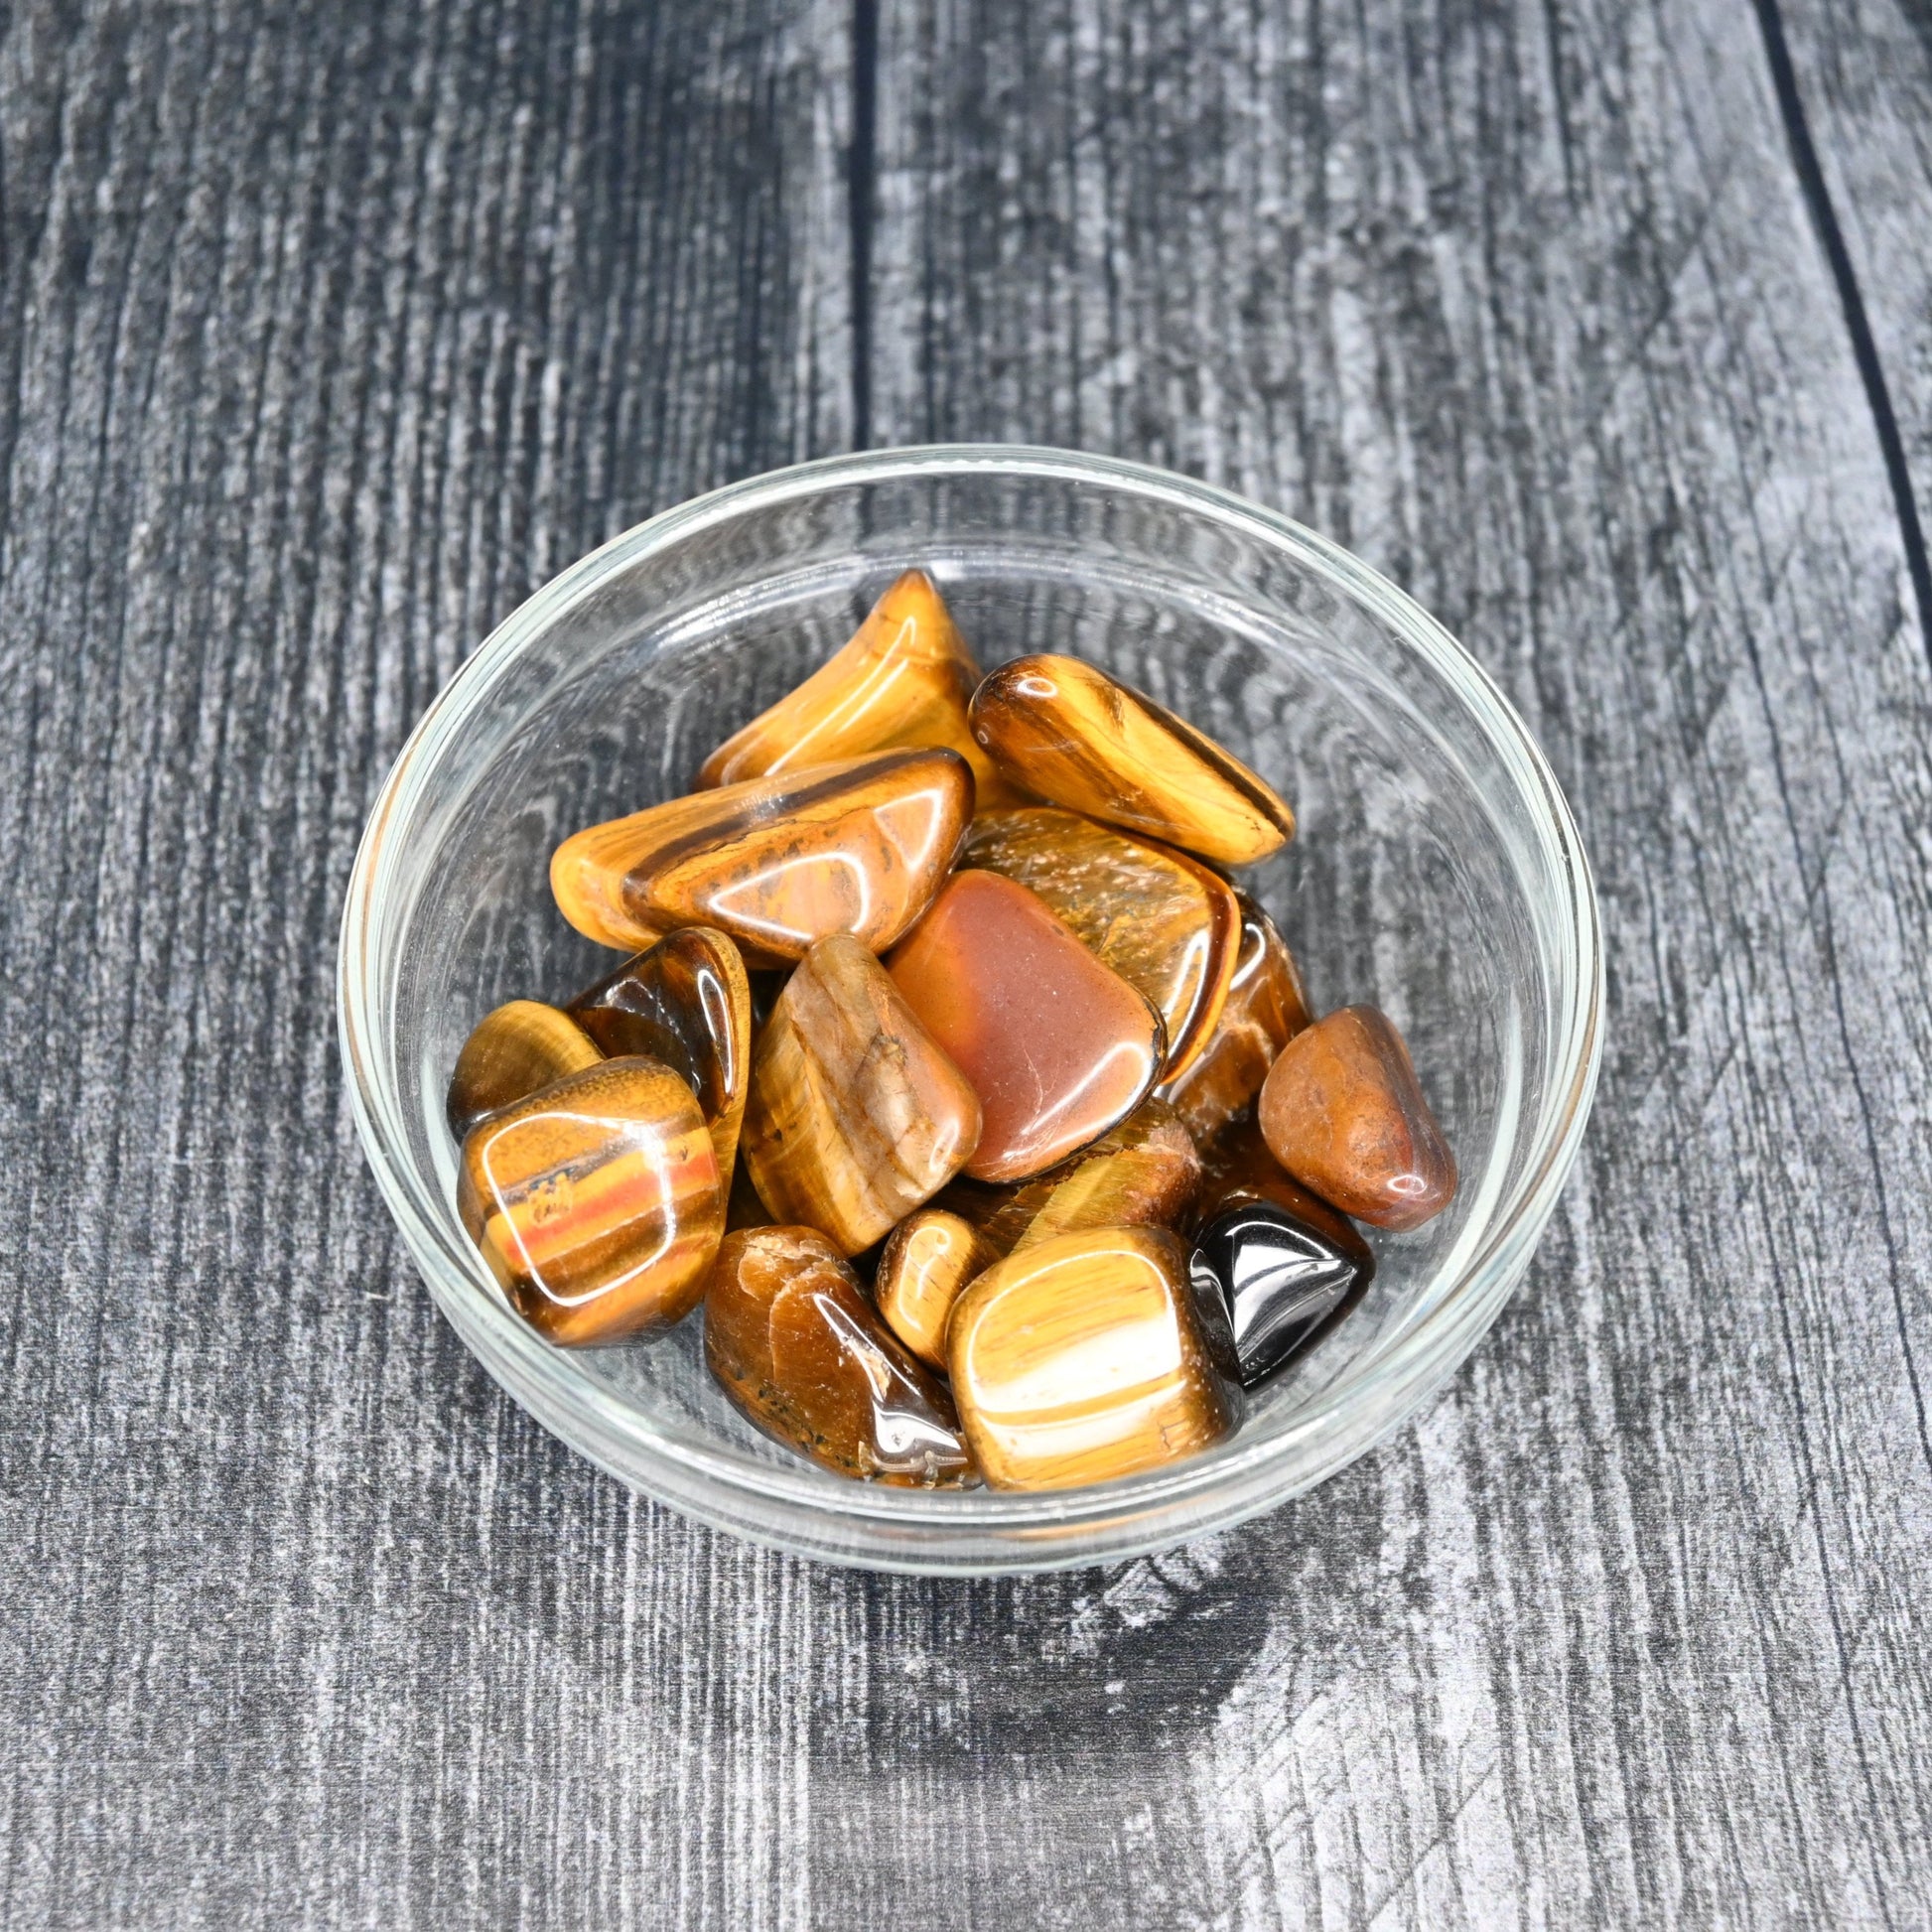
[{"x1": 3, "y1": 0, "x2": 1932, "y2": 1926}]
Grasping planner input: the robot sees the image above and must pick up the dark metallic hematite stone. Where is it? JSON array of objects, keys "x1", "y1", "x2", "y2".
[{"x1": 1186, "y1": 1202, "x2": 1374, "y2": 1389}]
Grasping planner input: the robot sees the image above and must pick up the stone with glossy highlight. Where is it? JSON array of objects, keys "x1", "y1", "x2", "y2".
[
  {"x1": 1160, "y1": 895, "x2": 1313, "y2": 1141},
  {"x1": 550, "y1": 749, "x2": 973, "y2": 961},
  {"x1": 962, "y1": 807, "x2": 1241, "y2": 1079},
  {"x1": 1258, "y1": 1006, "x2": 1456, "y2": 1230},
  {"x1": 887, "y1": 869, "x2": 1166, "y2": 1182},
  {"x1": 446, "y1": 999, "x2": 605, "y2": 1140},
  {"x1": 704, "y1": 1226, "x2": 977, "y2": 1486},
  {"x1": 970, "y1": 653, "x2": 1294, "y2": 865},
  {"x1": 872, "y1": 1209, "x2": 998, "y2": 1370},
  {"x1": 458, "y1": 1056, "x2": 725, "y2": 1347},
  {"x1": 742, "y1": 934, "x2": 983, "y2": 1255},
  {"x1": 697, "y1": 569, "x2": 1022, "y2": 804},
  {"x1": 947, "y1": 1226, "x2": 1235, "y2": 1491},
  {"x1": 567, "y1": 926, "x2": 753, "y2": 1186}
]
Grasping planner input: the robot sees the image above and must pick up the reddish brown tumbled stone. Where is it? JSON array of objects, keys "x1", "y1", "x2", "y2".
[
  {"x1": 1257, "y1": 1006, "x2": 1455, "y2": 1231},
  {"x1": 887, "y1": 870, "x2": 1166, "y2": 1182}
]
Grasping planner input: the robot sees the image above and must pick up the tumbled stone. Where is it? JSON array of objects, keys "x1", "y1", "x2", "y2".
[
  {"x1": 704, "y1": 1225, "x2": 977, "y2": 1486},
  {"x1": 1258, "y1": 1006, "x2": 1456, "y2": 1230},
  {"x1": 1187, "y1": 1204, "x2": 1369, "y2": 1390},
  {"x1": 446, "y1": 999, "x2": 604, "y2": 1139},
  {"x1": 937, "y1": 1096, "x2": 1201, "y2": 1258},
  {"x1": 961, "y1": 807, "x2": 1241, "y2": 1079},
  {"x1": 948, "y1": 1226, "x2": 1235, "y2": 1491},
  {"x1": 970, "y1": 653, "x2": 1294, "y2": 866},
  {"x1": 567, "y1": 926, "x2": 754, "y2": 1187},
  {"x1": 1159, "y1": 896, "x2": 1312, "y2": 1141},
  {"x1": 887, "y1": 870, "x2": 1166, "y2": 1182},
  {"x1": 550, "y1": 748, "x2": 974, "y2": 961},
  {"x1": 697, "y1": 569, "x2": 1023, "y2": 805},
  {"x1": 741, "y1": 934, "x2": 982, "y2": 1254},
  {"x1": 458, "y1": 1056, "x2": 725, "y2": 1346},
  {"x1": 873, "y1": 1209, "x2": 998, "y2": 1370}
]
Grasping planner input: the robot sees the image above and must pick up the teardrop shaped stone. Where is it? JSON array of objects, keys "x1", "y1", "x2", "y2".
[
  {"x1": 961, "y1": 807, "x2": 1242, "y2": 1079},
  {"x1": 551, "y1": 748, "x2": 974, "y2": 961},
  {"x1": 697, "y1": 569, "x2": 1023, "y2": 805},
  {"x1": 873, "y1": 1209, "x2": 998, "y2": 1370},
  {"x1": 1258, "y1": 1006, "x2": 1455, "y2": 1230},
  {"x1": 936, "y1": 1096, "x2": 1201, "y2": 1258},
  {"x1": 568, "y1": 926, "x2": 753, "y2": 1187},
  {"x1": 458, "y1": 1056, "x2": 725, "y2": 1346},
  {"x1": 1159, "y1": 895, "x2": 1312, "y2": 1141},
  {"x1": 446, "y1": 999, "x2": 605, "y2": 1139},
  {"x1": 741, "y1": 934, "x2": 982, "y2": 1255},
  {"x1": 969, "y1": 654, "x2": 1294, "y2": 865},
  {"x1": 704, "y1": 1225, "x2": 977, "y2": 1486},
  {"x1": 887, "y1": 870, "x2": 1166, "y2": 1181},
  {"x1": 948, "y1": 1226, "x2": 1235, "y2": 1491}
]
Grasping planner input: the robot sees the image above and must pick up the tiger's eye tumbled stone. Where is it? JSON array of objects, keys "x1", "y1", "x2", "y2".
[
  {"x1": 873, "y1": 1209, "x2": 998, "y2": 1370},
  {"x1": 969, "y1": 654, "x2": 1295, "y2": 866},
  {"x1": 1160, "y1": 896, "x2": 1312, "y2": 1141},
  {"x1": 704, "y1": 1226, "x2": 977, "y2": 1486},
  {"x1": 1258, "y1": 1006, "x2": 1456, "y2": 1230},
  {"x1": 937, "y1": 1097, "x2": 1201, "y2": 1258},
  {"x1": 1187, "y1": 1199, "x2": 1371, "y2": 1390},
  {"x1": 887, "y1": 870, "x2": 1166, "y2": 1182},
  {"x1": 458, "y1": 1056, "x2": 725, "y2": 1346},
  {"x1": 446, "y1": 999, "x2": 604, "y2": 1139},
  {"x1": 550, "y1": 749, "x2": 974, "y2": 961},
  {"x1": 948, "y1": 1226, "x2": 1235, "y2": 1491},
  {"x1": 567, "y1": 927, "x2": 754, "y2": 1187},
  {"x1": 961, "y1": 808, "x2": 1241, "y2": 1080},
  {"x1": 742, "y1": 934, "x2": 982, "y2": 1255},
  {"x1": 697, "y1": 569, "x2": 1022, "y2": 805}
]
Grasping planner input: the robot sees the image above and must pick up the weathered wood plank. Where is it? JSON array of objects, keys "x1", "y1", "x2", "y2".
[{"x1": 1762, "y1": 0, "x2": 1932, "y2": 648}]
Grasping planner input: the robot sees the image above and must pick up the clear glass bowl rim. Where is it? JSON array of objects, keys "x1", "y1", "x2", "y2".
[{"x1": 338, "y1": 444, "x2": 1604, "y2": 1572}]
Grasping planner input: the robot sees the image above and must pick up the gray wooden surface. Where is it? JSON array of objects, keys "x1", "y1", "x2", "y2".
[{"x1": 4, "y1": 0, "x2": 1931, "y2": 1924}]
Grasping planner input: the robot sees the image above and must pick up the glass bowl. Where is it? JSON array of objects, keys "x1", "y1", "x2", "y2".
[{"x1": 338, "y1": 446, "x2": 1603, "y2": 1575}]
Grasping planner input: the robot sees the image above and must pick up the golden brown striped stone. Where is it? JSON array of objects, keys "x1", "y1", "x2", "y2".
[
  {"x1": 969, "y1": 653, "x2": 1294, "y2": 865},
  {"x1": 887, "y1": 870, "x2": 1166, "y2": 1182},
  {"x1": 697, "y1": 569, "x2": 1023, "y2": 805},
  {"x1": 550, "y1": 749, "x2": 973, "y2": 961},
  {"x1": 567, "y1": 926, "x2": 753, "y2": 1188},
  {"x1": 704, "y1": 1226, "x2": 977, "y2": 1486},
  {"x1": 1159, "y1": 895, "x2": 1312, "y2": 1141},
  {"x1": 445, "y1": 1000, "x2": 605, "y2": 1140},
  {"x1": 961, "y1": 807, "x2": 1241, "y2": 1079},
  {"x1": 936, "y1": 1097, "x2": 1200, "y2": 1258},
  {"x1": 872, "y1": 1209, "x2": 998, "y2": 1371},
  {"x1": 1257, "y1": 1006, "x2": 1456, "y2": 1231},
  {"x1": 457, "y1": 1056, "x2": 725, "y2": 1347},
  {"x1": 741, "y1": 934, "x2": 982, "y2": 1255},
  {"x1": 947, "y1": 1226, "x2": 1235, "y2": 1491}
]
